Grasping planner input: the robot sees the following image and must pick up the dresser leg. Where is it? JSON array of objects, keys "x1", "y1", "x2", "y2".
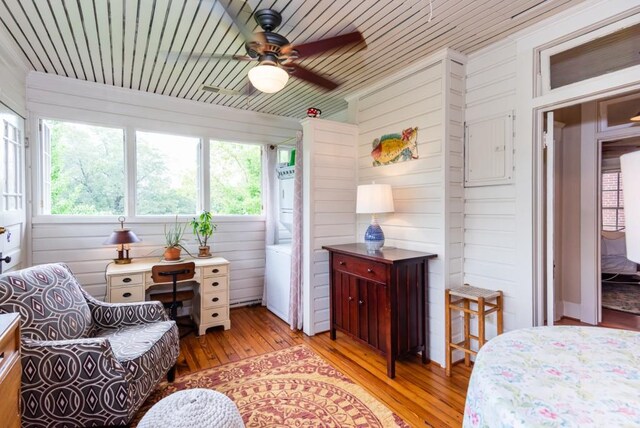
[
  {"x1": 387, "y1": 356, "x2": 396, "y2": 379},
  {"x1": 330, "y1": 327, "x2": 336, "y2": 340}
]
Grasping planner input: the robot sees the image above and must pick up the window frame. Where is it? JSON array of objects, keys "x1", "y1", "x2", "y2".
[
  {"x1": 34, "y1": 115, "x2": 265, "y2": 223},
  {"x1": 601, "y1": 170, "x2": 625, "y2": 231}
]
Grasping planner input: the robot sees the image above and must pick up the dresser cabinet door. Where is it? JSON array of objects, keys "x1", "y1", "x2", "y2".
[{"x1": 357, "y1": 280, "x2": 387, "y2": 353}]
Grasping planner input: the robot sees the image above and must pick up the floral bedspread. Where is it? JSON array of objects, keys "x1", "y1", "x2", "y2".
[{"x1": 463, "y1": 326, "x2": 640, "y2": 427}]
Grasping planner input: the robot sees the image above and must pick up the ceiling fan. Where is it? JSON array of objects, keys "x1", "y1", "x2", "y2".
[{"x1": 184, "y1": 2, "x2": 366, "y2": 95}]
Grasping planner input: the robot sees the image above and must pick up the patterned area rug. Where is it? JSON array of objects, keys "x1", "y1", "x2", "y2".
[
  {"x1": 602, "y1": 282, "x2": 640, "y2": 315},
  {"x1": 133, "y1": 344, "x2": 408, "y2": 427}
]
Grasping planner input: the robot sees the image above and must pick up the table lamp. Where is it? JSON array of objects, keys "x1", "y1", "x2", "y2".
[
  {"x1": 621, "y1": 151, "x2": 640, "y2": 263},
  {"x1": 356, "y1": 183, "x2": 395, "y2": 252},
  {"x1": 104, "y1": 216, "x2": 141, "y2": 264}
]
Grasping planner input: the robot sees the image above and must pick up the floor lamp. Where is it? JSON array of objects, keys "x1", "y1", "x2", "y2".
[{"x1": 621, "y1": 151, "x2": 640, "y2": 264}]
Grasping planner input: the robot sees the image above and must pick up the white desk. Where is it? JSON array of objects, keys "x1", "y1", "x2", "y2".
[{"x1": 106, "y1": 257, "x2": 231, "y2": 335}]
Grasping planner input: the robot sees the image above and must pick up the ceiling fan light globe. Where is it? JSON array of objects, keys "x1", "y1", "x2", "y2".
[{"x1": 248, "y1": 64, "x2": 288, "y2": 93}]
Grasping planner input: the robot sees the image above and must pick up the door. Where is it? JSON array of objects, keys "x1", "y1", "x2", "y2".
[
  {"x1": 0, "y1": 103, "x2": 26, "y2": 273},
  {"x1": 544, "y1": 111, "x2": 560, "y2": 325}
]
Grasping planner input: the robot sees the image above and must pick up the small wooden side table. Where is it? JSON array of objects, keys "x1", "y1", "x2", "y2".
[{"x1": 445, "y1": 285, "x2": 503, "y2": 376}]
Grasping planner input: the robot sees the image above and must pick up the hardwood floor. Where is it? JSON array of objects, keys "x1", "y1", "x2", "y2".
[{"x1": 176, "y1": 306, "x2": 470, "y2": 427}]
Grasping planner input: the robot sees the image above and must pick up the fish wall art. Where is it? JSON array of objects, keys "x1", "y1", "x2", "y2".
[{"x1": 371, "y1": 127, "x2": 419, "y2": 167}]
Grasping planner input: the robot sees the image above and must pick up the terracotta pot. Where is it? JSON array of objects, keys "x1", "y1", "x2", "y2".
[
  {"x1": 198, "y1": 246, "x2": 211, "y2": 257},
  {"x1": 164, "y1": 246, "x2": 181, "y2": 261}
]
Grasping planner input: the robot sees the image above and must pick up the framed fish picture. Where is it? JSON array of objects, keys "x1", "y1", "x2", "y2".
[{"x1": 371, "y1": 127, "x2": 419, "y2": 166}]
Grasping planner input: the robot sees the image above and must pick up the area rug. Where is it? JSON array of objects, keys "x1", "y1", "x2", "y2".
[
  {"x1": 133, "y1": 344, "x2": 408, "y2": 427},
  {"x1": 602, "y1": 281, "x2": 640, "y2": 315}
]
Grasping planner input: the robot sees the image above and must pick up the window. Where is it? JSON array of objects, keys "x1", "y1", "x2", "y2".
[
  {"x1": 210, "y1": 141, "x2": 262, "y2": 215},
  {"x1": 136, "y1": 131, "x2": 200, "y2": 215},
  {"x1": 39, "y1": 120, "x2": 263, "y2": 217},
  {"x1": 602, "y1": 171, "x2": 625, "y2": 231},
  {"x1": 41, "y1": 120, "x2": 125, "y2": 215}
]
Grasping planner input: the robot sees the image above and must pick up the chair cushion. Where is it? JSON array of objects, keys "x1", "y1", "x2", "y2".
[
  {"x1": 0, "y1": 263, "x2": 92, "y2": 340},
  {"x1": 95, "y1": 320, "x2": 180, "y2": 415}
]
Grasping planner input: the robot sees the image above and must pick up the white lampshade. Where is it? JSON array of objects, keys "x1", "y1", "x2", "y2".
[
  {"x1": 356, "y1": 184, "x2": 395, "y2": 214},
  {"x1": 248, "y1": 64, "x2": 289, "y2": 93},
  {"x1": 621, "y1": 151, "x2": 640, "y2": 263}
]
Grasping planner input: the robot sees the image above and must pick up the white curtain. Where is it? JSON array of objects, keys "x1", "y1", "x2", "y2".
[
  {"x1": 289, "y1": 131, "x2": 303, "y2": 330},
  {"x1": 262, "y1": 144, "x2": 278, "y2": 305}
]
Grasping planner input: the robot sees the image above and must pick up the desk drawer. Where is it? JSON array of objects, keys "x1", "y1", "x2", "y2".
[
  {"x1": 110, "y1": 287, "x2": 144, "y2": 303},
  {"x1": 202, "y1": 306, "x2": 229, "y2": 322},
  {"x1": 202, "y1": 276, "x2": 228, "y2": 293},
  {"x1": 110, "y1": 273, "x2": 143, "y2": 287},
  {"x1": 333, "y1": 254, "x2": 387, "y2": 284},
  {"x1": 202, "y1": 290, "x2": 228, "y2": 309},
  {"x1": 0, "y1": 358, "x2": 20, "y2": 428},
  {"x1": 202, "y1": 265, "x2": 228, "y2": 278}
]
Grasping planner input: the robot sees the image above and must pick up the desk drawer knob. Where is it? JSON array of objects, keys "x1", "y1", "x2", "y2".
[
  {"x1": 358, "y1": 300, "x2": 364, "y2": 305},
  {"x1": 212, "y1": 268, "x2": 219, "y2": 273},
  {"x1": 211, "y1": 297, "x2": 219, "y2": 303},
  {"x1": 122, "y1": 277, "x2": 132, "y2": 283},
  {"x1": 211, "y1": 312, "x2": 219, "y2": 318},
  {"x1": 123, "y1": 292, "x2": 132, "y2": 298},
  {"x1": 348, "y1": 296, "x2": 353, "y2": 301},
  {"x1": 367, "y1": 268, "x2": 373, "y2": 273},
  {"x1": 211, "y1": 282, "x2": 219, "y2": 287},
  {"x1": 339, "y1": 261, "x2": 345, "y2": 265}
]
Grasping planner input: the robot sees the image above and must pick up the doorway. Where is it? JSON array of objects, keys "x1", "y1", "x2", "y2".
[
  {"x1": 600, "y1": 137, "x2": 640, "y2": 329},
  {"x1": 539, "y1": 92, "x2": 640, "y2": 327}
]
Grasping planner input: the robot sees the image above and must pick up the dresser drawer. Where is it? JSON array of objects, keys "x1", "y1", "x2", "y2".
[
  {"x1": 109, "y1": 287, "x2": 144, "y2": 303},
  {"x1": 333, "y1": 254, "x2": 387, "y2": 284},
  {"x1": 202, "y1": 306, "x2": 229, "y2": 322},
  {"x1": 110, "y1": 273, "x2": 143, "y2": 287},
  {"x1": 0, "y1": 358, "x2": 20, "y2": 428},
  {"x1": 0, "y1": 326, "x2": 18, "y2": 377},
  {"x1": 202, "y1": 290, "x2": 228, "y2": 309},
  {"x1": 201, "y1": 276, "x2": 228, "y2": 293},
  {"x1": 202, "y1": 265, "x2": 228, "y2": 278}
]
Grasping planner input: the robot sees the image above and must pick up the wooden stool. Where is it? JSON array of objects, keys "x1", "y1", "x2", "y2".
[{"x1": 445, "y1": 285, "x2": 503, "y2": 376}]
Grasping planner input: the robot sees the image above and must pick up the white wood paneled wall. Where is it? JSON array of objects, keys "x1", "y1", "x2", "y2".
[
  {"x1": 26, "y1": 73, "x2": 300, "y2": 306},
  {"x1": 0, "y1": 29, "x2": 28, "y2": 116},
  {"x1": 464, "y1": 40, "x2": 518, "y2": 334},
  {"x1": 349, "y1": 50, "x2": 465, "y2": 365},
  {"x1": 301, "y1": 118, "x2": 359, "y2": 336}
]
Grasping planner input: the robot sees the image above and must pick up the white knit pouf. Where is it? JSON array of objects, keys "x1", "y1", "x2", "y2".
[{"x1": 138, "y1": 389, "x2": 244, "y2": 428}]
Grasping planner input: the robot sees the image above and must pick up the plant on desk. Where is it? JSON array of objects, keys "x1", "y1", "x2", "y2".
[
  {"x1": 190, "y1": 211, "x2": 217, "y2": 258},
  {"x1": 164, "y1": 216, "x2": 187, "y2": 261}
]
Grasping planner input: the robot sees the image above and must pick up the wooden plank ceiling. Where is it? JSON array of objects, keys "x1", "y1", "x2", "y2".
[{"x1": 0, "y1": 0, "x2": 585, "y2": 118}]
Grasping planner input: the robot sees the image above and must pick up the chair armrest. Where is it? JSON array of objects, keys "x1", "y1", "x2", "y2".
[
  {"x1": 21, "y1": 337, "x2": 132, "y2": 426},
  {"x1": 80, "y1": 287, "x2": 169, "y2": 329}
]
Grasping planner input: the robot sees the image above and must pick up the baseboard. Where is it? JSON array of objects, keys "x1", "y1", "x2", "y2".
[{"x1": 562, "y1": 301, "x2": 581, "y2": 319}]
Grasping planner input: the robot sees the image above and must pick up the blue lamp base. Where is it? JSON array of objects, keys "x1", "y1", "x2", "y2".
[{"x1": 364, "y1": 223, "x2": 385, "y2": 252}]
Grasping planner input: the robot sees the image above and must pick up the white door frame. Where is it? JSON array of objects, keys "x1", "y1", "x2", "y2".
[{"x1": 533, "y1": 91, "x2": 640, "y2": 326}]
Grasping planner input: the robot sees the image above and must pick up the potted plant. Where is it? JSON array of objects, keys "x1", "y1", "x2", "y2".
[
  {"x1": 164, "y1": 216, "x2": 186, "y2": 261},
  {"x1": 191, "y1": 211, "x2": 217, "y2": 258}
]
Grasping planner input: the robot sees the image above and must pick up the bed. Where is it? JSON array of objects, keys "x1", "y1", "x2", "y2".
[
  {"x1": 601, "y1": 230, "x2": 638, "y2": 275},
  {"x1": 463, "y1": 326, "x2": 640, "y2": 427}
]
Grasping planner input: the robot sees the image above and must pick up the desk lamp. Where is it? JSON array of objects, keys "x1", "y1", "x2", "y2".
[
  {"x1": 104, "y1": 216, "x2": 141, "y2": 264},
  {"x1": 621, "y1": 151, "x2": 640, "y2": 263},
  {"x1": 356, "y1": 183, "x2": 395, "y2": 252}
]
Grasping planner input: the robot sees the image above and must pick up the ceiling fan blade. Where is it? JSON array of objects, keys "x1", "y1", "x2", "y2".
[
  {"x1": 283, "y1": 31, "x2": 365, "y2": 58},
  {"x1": 201, "y1": 80, "x2": 257, "y2": 97},
  {"x1": 288, "y1": 63, "x2": 339, "y2": 91},
  {"x1": 165, "y1": 51, "x2": 256, "y2": 62},
  {"x1": 217, "y1": 0, "x2": 266, "y2": 46}
]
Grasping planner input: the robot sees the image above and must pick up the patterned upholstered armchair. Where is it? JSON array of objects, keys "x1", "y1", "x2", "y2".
[{"x1": 0, "y1": 263, "x2": 180, "y2": 427}]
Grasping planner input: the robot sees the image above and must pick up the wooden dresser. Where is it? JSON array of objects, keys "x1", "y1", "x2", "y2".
[
  {"x1": 323, "y1": 244, "x2": 436, "y2": 378},
  {"x1": 0, "y1": 313, "x2": 21, "y2": 428},
  {"x1": 106, "y1": 257, "x2": 231, "y2": 335}
]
